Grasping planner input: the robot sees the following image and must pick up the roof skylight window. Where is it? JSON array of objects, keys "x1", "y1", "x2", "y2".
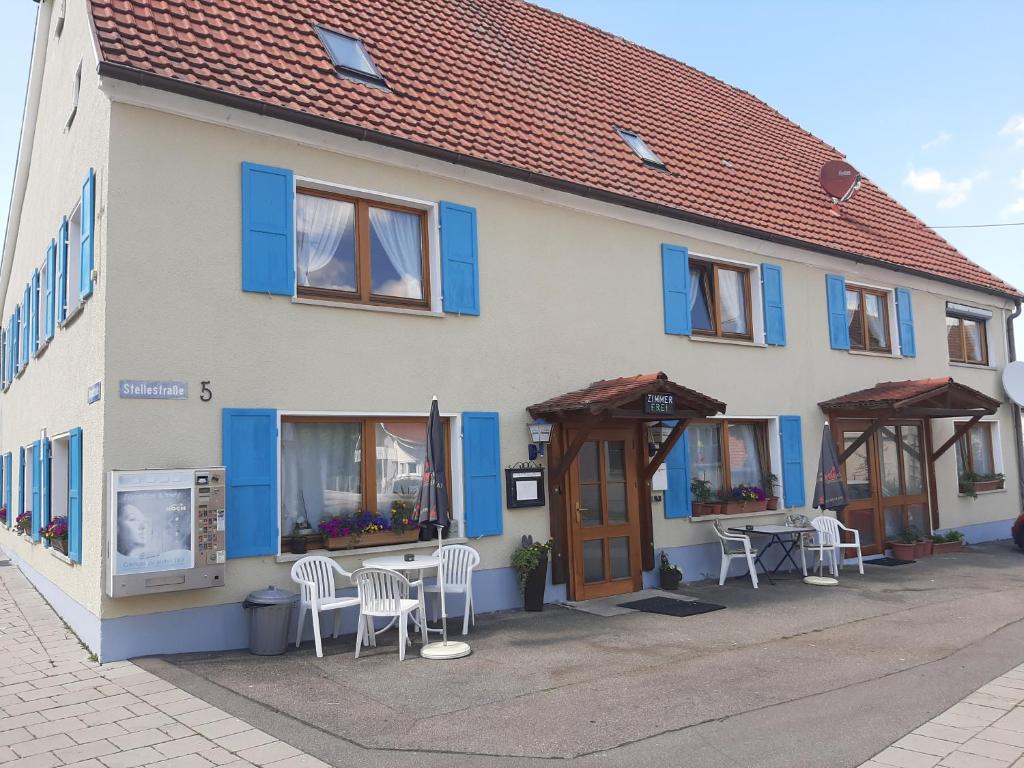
[
  {"x1": 615, "y1": 127, "x2": 665, "y2": 168},
  {"x1": 314, "y1": 25, "x2": 386, "y2": 86}
]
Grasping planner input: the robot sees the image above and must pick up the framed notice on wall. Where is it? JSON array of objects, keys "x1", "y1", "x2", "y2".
[{"x1": 505, "y1": 466, "x2": 546, "y2": 509}]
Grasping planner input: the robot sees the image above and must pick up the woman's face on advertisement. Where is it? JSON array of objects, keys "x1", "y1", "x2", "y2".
[{"x1": 119, "y1": 504, "x2": 147, "y2": 551}]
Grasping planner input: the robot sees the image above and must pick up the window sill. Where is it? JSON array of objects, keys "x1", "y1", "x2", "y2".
[
  {"x1": 688, "y1": 509, "x2": 789, "y2": 523},
  {"x1": 47, "y1": 547, "x2": 74, "y2": 566},
  {"x1": 949, "y1": 361, "x2": 995, "y2": 371},
  {"x1": 847, "y1": 349, "x2": 899, "y2": 359},
  {"x1": 59, "y1": 300, "x2": 86, "y2": 329},
  {"x1": 34, "y1": 341, "x2": 49, "y2": 360},
  {"x1": 958, "y1": 489, "x2": 1006, "y2": 498},
  {"x1": 20, "y1": 534, "x2": 35, "y2": 544},
  {"x1": 689, "y1": 334, "x2": 766, "y2": 349},
  {"x1": 291, "y1": 296, "x2": 443, "y2": 318},
  {"x1": 274, "y1": 536, "x2": 467, "y2": 563}
]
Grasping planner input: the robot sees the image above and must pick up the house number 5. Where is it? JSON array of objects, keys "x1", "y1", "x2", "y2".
[{"x1": 200, "y1": 381, "x2": 213, "y2": 402}]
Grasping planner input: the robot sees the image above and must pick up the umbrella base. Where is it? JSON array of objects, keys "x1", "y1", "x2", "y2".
[
  {"x1": 421, "y1": 640, "x2": 471, "y2": 660},
  {"x1": 803, "y1": 575, "x2": 839, "y2": 586}
]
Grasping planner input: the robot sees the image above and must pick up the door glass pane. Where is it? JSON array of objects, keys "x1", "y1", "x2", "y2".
[
  {"x1": 368, "y1": 207, "x2": 424, "y2": 300},
  {"x1": 846, "y1": 290, "x2": 864, "y2": 349},
  {"x1": 883, "y1": 506, "x2": 905, "y2": 541},
  {"x1": 718, "y1": 269, "x2": 749, "y2": 335},
  {"x1": 605, "y1": 441, "x2": 626, "y2": 482},
  {"x1": 375, "y1": 421, "x2": 428, "y2": 515},
  {"x1": 580, "y1": 484, "x2": 602, "y2": 527},
  {"x1": 690, "y1": 264, "x2": 714, "y2": 331},
  {"x1": 843, "y1": 432, "x2": 872, "y2": 500},
  {"x1": 296, "y1": 193, "x2": 357, "y2": 292},
  {"x1": 727, "y1": 423, "x2": 763, "y2": 488},
  {"x1": 688, "y1": 424, "x2": 723, "y2": 496},
  {"x1": 578, "y1": 442, "x2": 599, "y2": 484},
  {"x1": 609, "y1": 537, "x2": 630, "y2": 580},
  {"x1": 864, "y1": 292, "x2": 889, "y2": 350},
  {"x1": 901, "y1": 426, "x2": 924, "y2": 496},
  {"x1": 607, "y1": 483, "x2": 627, "y2": 524},
  {"x1": 878, "y1": 426, "x2": 901, "y2": 497},
  {"x1": 841, "y1": 509, "x2": 876, "y2": 547},
  {"x1": 583, "y1": 540, "x2": 604, "y2": 583},
  {"x1": 906, "y1": 503, "x2": 928, "y2": 533},
  {"x1": 963, "y1": 318, "x2": 984, "y2": 363},
  {"x1": 281, "y1": 421, "x2": 362, "y2": 532}
]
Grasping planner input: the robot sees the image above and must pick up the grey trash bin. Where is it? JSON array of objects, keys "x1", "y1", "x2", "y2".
[{"x1": 243, "y1": 586, "x2": 298, "y2": 656}]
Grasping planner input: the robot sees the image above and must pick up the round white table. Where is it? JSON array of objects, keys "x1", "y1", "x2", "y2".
[{"x1": 362, "y1": 554, "x2": 441, "y2": 634}]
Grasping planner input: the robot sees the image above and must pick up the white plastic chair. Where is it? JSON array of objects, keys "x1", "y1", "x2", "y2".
[
  {"x1": 805, "y1": 515, "x2": 864, "y2": 575},
  {"x1": 290, "y1": 556, "x2": 361, "y2": 659},
  {"x1": 351, "y1": 567, "x2": 427, "y2": 661},
  {"x1": 712, "y1": 521, "x2": 759, "y2": 589},
  {"x1": 422, "y1": 544, "x2": 480, "y2": 635},
  {"x1": 800, "y1": 516, "x2": 840, "y2": 577}
]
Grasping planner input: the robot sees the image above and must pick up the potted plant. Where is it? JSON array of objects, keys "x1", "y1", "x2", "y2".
[
  {"x1": 723, "y1": 485, "x2": 768, "y2": 514},
  {"x1": 512, "y1": 535, "x2": 552, "y2": 612},
  {"x1": 41, "y1": 516, "x2": 69, "y2": 555},
  {"x1": 932, "y1": 530, "x2": 965, "y2": 554},
  {"x1": 690, "y1": 477, "x2": 713, "y2": 516},
  {"x1": 916, "y1": 532, "x2": 933, "y2": 558},
  {"x1": 0, "y1": 507, "x2": 6, "y2": 526},
  {"x1": 15, "y1": 511, "x2": 32, "y2": 537},
  {"x1": 288, "y1": 522, "x2": 308, "y2": 555},
  {"x1": 763, "y1": 473, "x2": 780, "y2": 510},
  {"x1": 317, "y1": 509, "x2": 420, "y2": 550},
  {"x1": 658, "y1": 551, "x2": 683, "y2": 590},
  {"x1": 959, "y1": 472, "x2": 1005, "y2": 498},
  {"x1": 889, "y1": 528, "x2": 917, "y2": 560}
]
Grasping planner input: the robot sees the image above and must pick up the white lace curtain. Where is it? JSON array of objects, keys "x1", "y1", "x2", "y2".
[
  {"x1": 296, "y1": 195, "x2": 354, "y2": 285},
  {"x1": 719, "y1": 270, "x2": 747, "y2": 334},
  {"x1": 369, "y1": 208, "x2": 422, "y2": 298},
  {"x1": 281, "y1": 422, "x2": 362, "y2": 531},
  {"x1": 727, "y1": 424, "x2": 761, "y2": 487}
]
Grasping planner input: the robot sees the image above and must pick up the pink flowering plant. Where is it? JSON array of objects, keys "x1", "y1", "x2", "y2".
[
  {"x1": 14, "y1": 511, "x2": 32, "y2": 535},
  {"x1": 41, "y1": 516, "x2": 68, "y2": 544},
  {"x1": 0, "y1": 507, "x2": 6, "y2": 524},
  {"x1": 730, "y1": 484, "x2": 767, "y2": 502},
  {"x1": 318, "y1": 511, "x2": 394, "y2": 540}
]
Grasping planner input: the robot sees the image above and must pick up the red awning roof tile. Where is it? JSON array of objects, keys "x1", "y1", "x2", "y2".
[
  {"x1": 819, "y1": 378, "x2": 1000, "y2": 413},
  {"x1": 89, "y1": 0, "x2": 1021, "y2": 298},
  {"x1": 528, "y1": 372, "x2": 726, "y2": 419}
]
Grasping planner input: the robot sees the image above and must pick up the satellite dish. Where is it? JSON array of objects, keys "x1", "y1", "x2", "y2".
[
  {"x1": 820, "y1": 160, "x2": 861, "y2": 204},
  {"x1": 1002, "y1": 361, "x2": 1024, "y2": 405}
]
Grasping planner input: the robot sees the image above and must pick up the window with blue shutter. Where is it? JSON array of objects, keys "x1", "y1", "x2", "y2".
[
  {"x1": 663, "y1": 424, "x2": 691, "y2": 518},
  {"x1": 30, "y1": 270, "x2": 40, "y2": 355},
  {"x1": 0, "y1": 454, "x2": 4, "y2": 528},
  {"x1": 661, "y1": 244, "x2": 691, "y2": 336},
  {"x1": 462, "y1": 412, "x2": 502, "y2": 537},
  {"x1": 80, "y1": 168, "x2": 95, "y2": 299},
  {"x1": 40, "y1": 437, "x2": 50, "y2": 535},
  {"x1": 45, "y1": 240, "x2": 55, "y2": 341},
  {"x1": 439, "y1": 202, "x2": 480, "y2": 315},
  {"x1": 3, "y1": 453, "x2": 10, "y2": 528},
  {"x1": 241, "y1": 163, "x2": 294, "y2": 296},
  {"x1": 13, "y1": 306, "x2": 21, "y2": 373},
  {"x1": 18, "y1": 446, "x2": 25, "y2": 529},
  {"x1": 761, "y1": 263, "x2": 787, "y2": 346},
  {"x1": 825, "y1": 274, "x2": 850, "y2": 350},
  {"x1": 779, "y1": 416, "x2": 805, "y2": 508},
  {"x1": 68, "y1": 428, "x2": 82, "y2": 563},
  {"x1": 895, "y1": 287, "x2": 916, "y2": 358},
  {"x1": 31, "y1": 441, "x2": 40, "y2": 542},
  {"x1": 222, "y1": 408, "x2": 279, "y2": 557},
  {"x1": 1, "y1": 327, "x2": 6, "y2": 389},
  {"x1": 21, "y1": 287, "x2": 30, "y2": 368},
  {"x1": 56, "y1": 216, "x2": 68, "y2": 324}
]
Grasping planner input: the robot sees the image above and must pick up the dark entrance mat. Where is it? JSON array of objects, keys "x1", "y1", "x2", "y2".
[
  {"x1": 618, "y1": 596, "x2": 725, "y2": 617},
  {"x1": 866, "y1": 557, "x2": 916, "y2": 566}
]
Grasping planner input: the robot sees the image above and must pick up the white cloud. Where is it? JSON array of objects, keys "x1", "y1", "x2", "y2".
[
  {"x1": 903, "y1": 167, "x2": 987, "y2": 208},
  {"x1": 1005, "y1": 198, "x2": 1024, "y2": 216},
  {"x1": 921, "y1": 131, "x2": 951, "y2": 151},
  {"x1": 1000, "y1": 115, "x2": 1024, "y2": 149},
  {"x1": 1015, "y1": 168, "x2": 1024, "y2": 190}
]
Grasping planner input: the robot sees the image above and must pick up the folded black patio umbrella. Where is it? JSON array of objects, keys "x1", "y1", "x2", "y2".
[{"x1": 813, "y1": 423, "x2": 848, "y2": 513}]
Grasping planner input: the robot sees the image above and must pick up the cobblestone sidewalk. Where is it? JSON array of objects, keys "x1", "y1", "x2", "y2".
[
  {"x1": 860, "y1": 665, "x2": 1024, "y2": 768},
  {"x1": 0, "y1": 559, "x2": 327, "y2": 768}
]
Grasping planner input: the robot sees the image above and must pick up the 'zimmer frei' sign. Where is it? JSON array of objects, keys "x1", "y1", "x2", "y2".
[
  {"x1": 119, "y1": 380, "x2": 188, "y2": 400},
  {"x1": 643, "y1": 392, "x2": 674, "y2": 415}
]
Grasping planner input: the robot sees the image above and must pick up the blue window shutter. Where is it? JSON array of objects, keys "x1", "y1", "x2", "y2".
[
  {"x1": 31, "y1": 441, "x2": 41, "y2": 541},
  {"x1": 30, "y1": 270, "x2": 40, "y2": 354},
  {"x1": 68, "y1": 428, "x2": 82, "y2": 563},
  {"x1": 1, "y1": 326, "x2": 6, "y2": 389},
  {"x1": 21, "y1": 287, "x2": 30, "y2": 367},
  {"x1": 45, "y1": 241, "x2": 55, "y2": 341},
  {"x1": 440, "y1": 202, "x2": 480, "y2": 315},
  {"x1": 779, "y1": 416, "x2": 805, "y2": 508},
  {"x1": 663, "y1": 424, "x2": 691, "y2": 518},
  {"x1": 661, "y1": 244, "x2": 691, "y2": 336},
  {"x1": 462, "y1": 412, "x2": 502, "y2": 537},
  {"x1": 80, "y1": 168, "x2": 95, "y2": 299},
  {"x1": 222, "y1": 408, "x2": 278, "y2": 557},
  {"x1": 40, "y1": 437, "x2": 51, "y2": 533},
  {"x1": 13, "y1": 306, "x2": 21, "y2": 371},
  {"x1": 825, "y1": 274, "x2": 850, "y2": 350},
  {"x1": 895, "y1": 288, "x2": 916, "y2": 358},
  {"x1": 56, "y1": 217, "x2": 68, "y2": 324},
  {"x1": 241, "y1": 163, "x2": 294, "y2": 296},
  {"x1": 3, "y1": 453, "x2": 11, "y2": 527},
  {"x1": 18, "y1": 446, "x2": 25, "y2": 526},
  {"x1": 761, "y1": 263, "x2": 787, "y2": 346}
]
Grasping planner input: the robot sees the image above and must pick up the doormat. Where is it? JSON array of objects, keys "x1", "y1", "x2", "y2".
[
  {"x1": 866, "y1": 557, "x2": 915, "y2": 566},
  {"x1": 619, "y1": 596, "x2": 725, "y2": 617}
]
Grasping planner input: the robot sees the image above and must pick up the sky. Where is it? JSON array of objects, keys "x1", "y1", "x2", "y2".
[{"x1": 1, "y1": 1, "x2": 1022, "y2": 295}]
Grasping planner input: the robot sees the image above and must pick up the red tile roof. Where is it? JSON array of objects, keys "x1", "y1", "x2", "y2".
[
  {"x1": 819, "y1": 378, "x2": 1000, "y2": 413},
  {"x1": 528, "y1": 372, "x2": 726, "y2": 419},
  {"x1": 89, "y1": 0, "x2": 1020, "y2": 298}
]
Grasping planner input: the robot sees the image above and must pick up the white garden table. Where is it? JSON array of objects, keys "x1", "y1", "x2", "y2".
[{"x1": 362, "y1": 554, "x2": 441, "y2": 634}]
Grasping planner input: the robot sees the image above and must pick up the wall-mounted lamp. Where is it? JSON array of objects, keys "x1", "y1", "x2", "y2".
[
  {"x1": 647, "y1": 421, "x2": 673, "y2": 453},
  {"x1": 527, "y1": 418, "x2": 553, "y2": 460}
]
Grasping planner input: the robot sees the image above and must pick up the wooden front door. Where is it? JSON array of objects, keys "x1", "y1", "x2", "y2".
[
  {"x1": 836, "y1": 419, "x2": 931, "y2": 555},
  {"x1": 566, "y1": 427, "x2": 643, "y2": 600}
]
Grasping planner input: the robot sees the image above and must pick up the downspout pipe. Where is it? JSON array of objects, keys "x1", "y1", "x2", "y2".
[{"x1": 1007, "y1": 302, "x2": 1024, "y2": 511}]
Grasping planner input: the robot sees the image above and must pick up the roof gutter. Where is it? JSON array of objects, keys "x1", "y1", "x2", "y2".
[
  {"x1": 1, "y1": 1, "x2": 52, "y2": 317},
  {"x1": 96, "y1": 61, "x2": 1022, "y2": 304}
]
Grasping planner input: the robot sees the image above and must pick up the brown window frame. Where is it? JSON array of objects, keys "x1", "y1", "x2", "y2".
[
  {"x1": 688, "y1": 419, "x2": 771, "y2": 496},
  {"x1": 946, "y1": 312, "x2": 989, "y2": 366},
  {"x1": 295, "y1": 187, "x2": 431, "y2": 310},
  {"x1": 690, "y1": 260, "x2": 754, "y2": 341},
  {"x1": 279, "y1": 415, "x2": 452, "y2": 545},
  {"x1": 846, "y1": 285, "x2": 892, "y2": 353},
  {"x1": 955, "y1": 421, "x2": 996, "y2": 479}
]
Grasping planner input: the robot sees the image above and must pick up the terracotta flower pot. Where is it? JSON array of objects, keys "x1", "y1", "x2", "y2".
[
  {"x1": 50, "y1": 538, "x2": 68, "y2": 556},
  {"x1": 933, "y1": 540, "x2": 963, "y2": 554},
  {"x1": 890, "y1": 542, "x2": 916, "y2": 560},
  {"x1": 915, "y1": 540, "x2": 933, "y2": 558},
  {"x1": 766, "y1": 497, "x2": 780, "y2": 511}
]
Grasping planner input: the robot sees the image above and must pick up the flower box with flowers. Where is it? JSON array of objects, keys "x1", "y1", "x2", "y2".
[
  {"x1": 0, "y1": 507, "x2": 6, "y2": 525},
  {"x1": 720, "y1": 485, "x2": 769, "y2": 515},
  {"x1": 41, "y1": 516, "x2": 69, "y2": 555},
  {"x1": 15, "y1": 511, "x2": 32, "y2": 536},
  {"x1": 318, "y1": 504, "x2": 420, "y2": 550}
]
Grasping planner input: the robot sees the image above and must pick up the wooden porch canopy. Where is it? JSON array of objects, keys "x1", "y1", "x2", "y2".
[{"x1": 819, "y1": 377, "x2": 1001, "y2": 465}]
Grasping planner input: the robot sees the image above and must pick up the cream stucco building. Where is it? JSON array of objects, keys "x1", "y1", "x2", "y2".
[{"x1": 1, "y1": 0, "x2": 1021, "y2": 661}]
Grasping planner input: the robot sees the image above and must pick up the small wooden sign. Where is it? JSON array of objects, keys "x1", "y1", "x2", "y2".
[{"x1": 644, "y1": 393, "x2": 674, "y2": 415}]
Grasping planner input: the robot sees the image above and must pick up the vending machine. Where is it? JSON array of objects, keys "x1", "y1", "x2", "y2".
[{"x1": 107, "y1": 468, "x2": 226, "y2": 598}]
